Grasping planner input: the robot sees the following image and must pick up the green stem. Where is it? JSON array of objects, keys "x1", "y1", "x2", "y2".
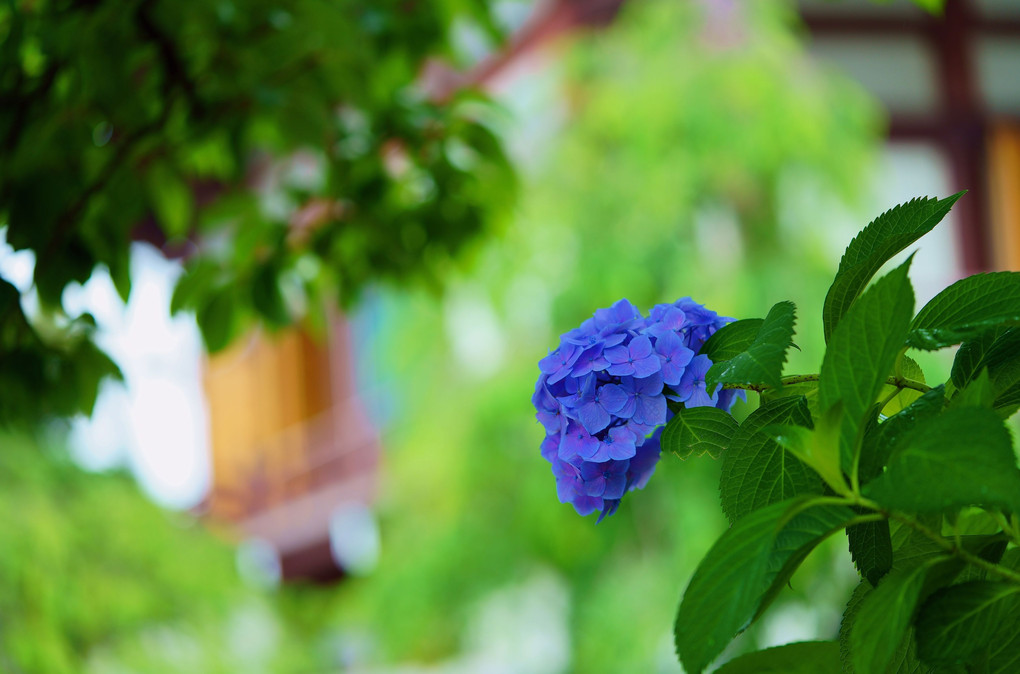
[
  {"x1": 992, "y1": 511, "x2": 1020, "y2": 546},
  {"x1": 854, "y1": 498, "x2": 1020, "y2": 586},
  {"x1": 722, "y1": 373, "x2": 932, "y2": 395}
]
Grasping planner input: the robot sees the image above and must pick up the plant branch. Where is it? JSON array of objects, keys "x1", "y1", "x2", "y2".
[
  {"x1": 854, "y1": 499, "x2": 1020, "y2": 586},
  {"x1": 722, "y1": 373, "x2": 932, "y2": 394}
]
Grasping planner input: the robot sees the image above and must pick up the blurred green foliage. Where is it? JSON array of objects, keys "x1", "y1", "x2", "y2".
[
  {"x1": 0, "y1": 434, "x2": 239, "y2": 672},
  {"x1": 319, "y1": 0, "x2": 884, "y2": 670},
  {"x1": 0, "y1": 0, "x2": 514, "y2": 425}
]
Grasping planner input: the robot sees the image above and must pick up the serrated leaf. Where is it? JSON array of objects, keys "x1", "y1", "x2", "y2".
[
  {"x1": 819, "y1": 258, "x2": 915, "y2": 471},
  {"x1": 949, "y1": 368, "x2": 996, "y2": 410},
  {"x1": 719, "y1": 397, "x2": 821, "y2": 524},
  {"x1": 700, "y1": 318, "x2": 764, "y2": 361},
  {"x1": 908, "y1": 272, "x2": 1020, "y2": 350},
  {"x1": 840, "y1": 581, "x2": 929, "y2": 674},
  {"x1": 864, "y1": 407, "x2": 1020, "y2": 513},
  {"x1": 823, "y1": 193, "x2": 961, "y2": 342},
  {"x1": 954, "y1": 329, "x2": 1020, "y2": 417},
  {"x1": 714, "y1": 641, "x2": 841, "y2": 674},
  {"x1": 706, "y1": 301, "x2": 796, "y2": 390},
  {"x1": 753, "y1": 502, "x2": 855, "y2": 622},
  {"x1": 769, "y1": 419, "x2": 850, "y2": 497},
  {"x1": 991, "y1": 364, "x2": 1020, "y2": 418},
  {"x1": 988, "y1": 625, "x2": 1020, "y2": 674},
  {"x1": 859, "y1": 386, "x2": 945, "y2": 485},
  {"x1": 662, "y1": 405, "x2": 739, "y2": 460},
  {"x1": 675, "y1": 498, "x2": 855, "y2": 674},
  {"x1": 951, "y1": 328, "x2": 1010, "y2": 389},
  {"x1": 848, "y1": 518, "x2": 893, "y2": 587},
  {"x1": 889, "y1": 517, "x2": 948, "y2": 573},
  {"x1": 915, "y1": 581, "x2": 1020, "y2": 666},
  {"x1": 849, "y1": 558, "x2": 946, "y2": 674}
]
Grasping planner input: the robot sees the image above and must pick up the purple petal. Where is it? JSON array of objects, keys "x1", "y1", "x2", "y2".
[
  {"x1": 629, "y1": 335, "x2": 653, "y2": 360},
  {"x1": 577, "y1": 401, "x2": 611, "y2": 435},
  {"x1": 688, "y1": 354, "x2": 713, "y2": 379},
  {"x1": 636, "y1": 372, "x2": 664, "y2": 396},
  {"x1": 596, "y1": 499, "x2": 621, "y2": 523},
  {"x1": 602, "y1": 332, "x2": 627, "y2": 348},
  {"x1": 606, "y1": 361, "x2": 635, "y2": 377},
  {"x1": 685, "y1": 384, "x2": 719, "y2": 408},
  {"x1": 631, "y1": 354, "x2": 662, "y2": 378},
  {"x1": 603, "y1": 344, "x2": 631, "y2": 365},
  {"x1": 634, "y1": 393, "x2": 667, "y2": 426},
  {"x1": 541, "y1": 433, "x2": 559, "y2": 462},
  {"x1": 603, "y1": 473, "x2": 628, "y2": 500},
  {"x1": 606, "y1": 426, "x2": 637, "y2": 460},
  {"x1": 536, "y1": 407, "x2": 563, "y2": 434},
  {"x1": 583, "y1": 474, "x2": 607, "y2": 497},
  {"x1": 571, "y1": 494, "x2": 603, "y2": 516},
  {"x1": 560, "y1": 421, "x2": 599, "y2": 460},
  {"x1": 599, "y1": 384, "x2": 628, "y2": 414}
]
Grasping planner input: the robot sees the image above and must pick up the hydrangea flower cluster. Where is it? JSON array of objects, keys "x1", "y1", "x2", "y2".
[{"x1": 533, "y1": 298, "x2": 740, "y2": 521}]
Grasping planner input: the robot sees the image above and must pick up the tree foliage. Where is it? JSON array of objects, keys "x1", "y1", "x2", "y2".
[{"x1": 0, "y1": 0, "x2": 514, "y2": 425}]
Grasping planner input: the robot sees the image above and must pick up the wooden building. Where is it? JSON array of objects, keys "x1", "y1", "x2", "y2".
[{"x1": 204, "y1": 319, "x2": 380, "y2": 582}]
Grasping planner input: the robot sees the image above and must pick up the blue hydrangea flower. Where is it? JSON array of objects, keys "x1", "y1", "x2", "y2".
[
  {"x1": 676, "y1": 354, "x2": 719, "y2": 408},
  {"x1": 534, "y1": 297, "x2": 738, "y2": 521}
]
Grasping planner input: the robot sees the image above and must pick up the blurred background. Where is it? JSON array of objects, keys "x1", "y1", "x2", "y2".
[{"x1": 1, "y1": 0, "x2": 1020, "y2": 671}]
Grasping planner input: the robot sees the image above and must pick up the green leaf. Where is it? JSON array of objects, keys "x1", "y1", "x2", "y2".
[
  {"x1": 950, "y1": 328, "x2": 1014, "y2": 389},
  {"x1": 889, "y1": 517, "x2": 949, "y2": 573},
  {"x1": 762, "y1": 379, "x2": 821, "y2": 418},
  {"x1": 819, "y1": 258, "x2": 915, "y2": 471},
  {"x1": 988, "y1": 623, "x2": 1020, "y2": 674},
  {"x1": 848, "y1": 518, "x2": 893, "y2": 588},
  {"x1": 147, "y1": 163, "x2": 194, "y2": 239},
  {"x1": 675, "y1": 498, "x2": 855, "y2": 674},
  {"x1": 858, "y1": 385, "x2": 945, "y2": 485},
  {"x1": 915, "y1": 581, "x2": 1020, "y2": 666},
  {"x1": 108, "y1": 249, "x2": 132, "y2": 303},
  {"x1": 198, "y1": 288, "x2": 241, "y2": 353},
  {"x1": 952, "y1": 328, "x2": 1020, "y2": 417},
  {"x1": 719, "y1": 397, "x2": 820, "y2": 524},
  {"x1": 949, "y1": 368, "x2": 996, "y2": 410},
  {"x1": 714, "y1": 641, "x2": 841, "y2": 674},
  {"x1": 840, "y1": 580, "x2": 928, "y2": 674},
  {"x1": 849, "y1": 559, "x2": 946, "y2": 674},
  {"x1": 706, "y1": 301, "x2": 796, "y2": 390},
  {"x1": 769, "y1": 418, "x2": 849, "y2": 497},
  {"x1": 753, "y1": 501, "x2": 854, "y2": 622},
  {"x1": 700, "y1": 318, "x2": 764, "y2": 361},
  {"x1": 251, "y1": 261, "x2": 291, "y2": 327},
  {"x1": 909, "y1": 0, "x2": 945, "y2": 12},
  {"x1": 908, "y1": 272, "x2": 1020, "y2": 350},
  {"x1": 864, "y1": 407, "x2": 1020, "y2": 513},
  {"x1": 823, "y1": 192, "x2": 961, "y2": 342},
  {"x1": 661, "y1": 405, "x2": 739, "y2": 460},
  {"x1": 171, "y1": 260, "x2": 221, "y2": 315}
]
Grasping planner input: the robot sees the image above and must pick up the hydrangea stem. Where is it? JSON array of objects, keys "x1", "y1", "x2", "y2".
[
  {"x1": 721, "y1": 373, "x2": 932, "y2": 394},
  {"x1": 853, "y1": 497, "x2": 1020, "y2": 586}
]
